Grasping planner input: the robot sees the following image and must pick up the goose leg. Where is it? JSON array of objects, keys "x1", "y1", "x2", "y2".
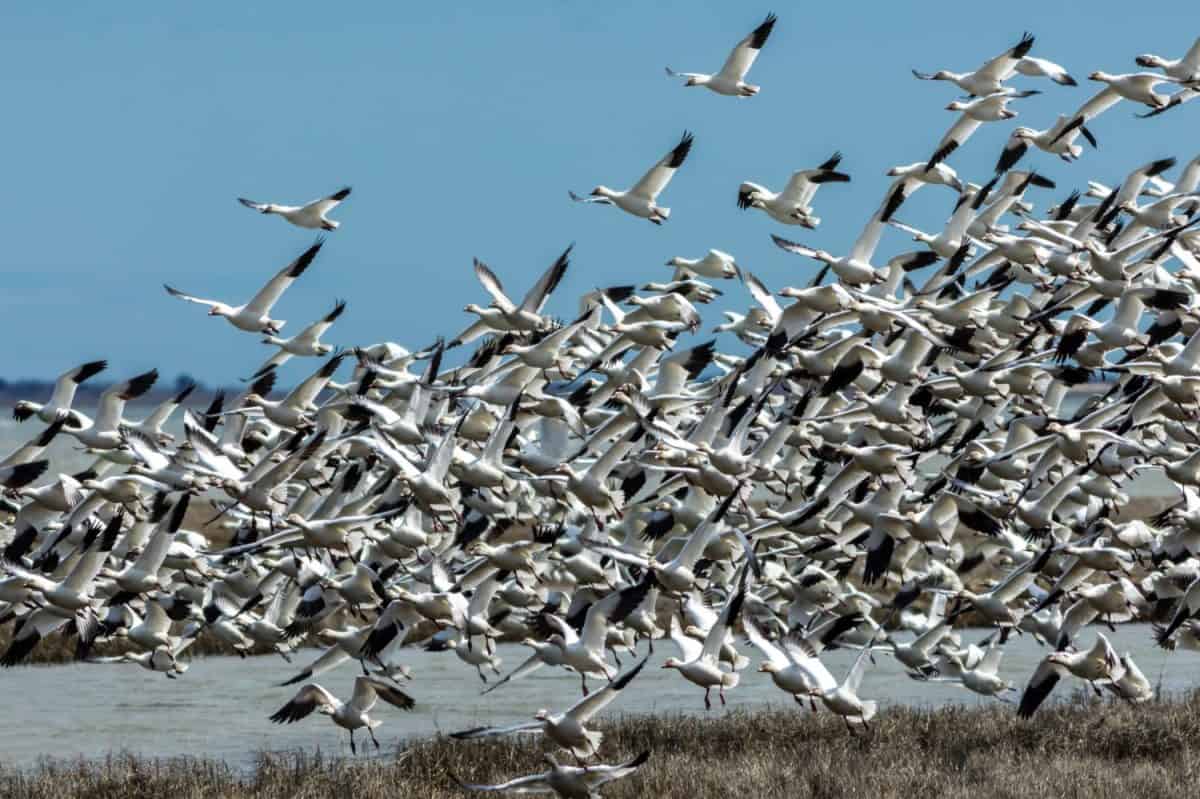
[
  {"x1": 369, "y1": 727, "x2": 381, "y2": 750},
  {"x1": 349, "y1": 730, "x2": 357, "y2": 755},
  {"x1": 704, "y1": 687, "x2": 712, "y2": 711}
]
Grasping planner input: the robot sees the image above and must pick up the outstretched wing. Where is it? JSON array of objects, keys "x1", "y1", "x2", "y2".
[
  {"x1": 163, "y1": 285, "x2": 218, "y2": 308},
  {"x1": 245, "y1": 239, "x2": 324, "y2": 315},
  {"x1": 519, "y1": 245, "x2": 572, "y2": 313},
  {"x1": 715, "y1": 13, "x2": 777, "y2": 83},
  {"x1": 268, "y1": 683, "x2": 338, "y2": 723},
  {"x1": 305, "y1": 186, "x2": 351, "y2": 215},
  {"x1": 630, "y1": 131, "x2": 694, "y2": 201}
]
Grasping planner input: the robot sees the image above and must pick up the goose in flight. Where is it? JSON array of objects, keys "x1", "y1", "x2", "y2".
[
  {"x1": 449, "y1": 657, "x2": 648, "y2": 760},
  {"x1": 666, "y1": 13, "x2": 777, "y2": 97},
  {"x1": 449, "y1": 246, "x2": 573, "y2": 347},
  {"x1": 736, "y1": 152, "x2": 851, "y2": 227},
  {"x1": 251, "y1": 299, "x2": 346, "y2": 377},
  {"x1": 1136, "y1": 36, "x2": 1200, "y2": 82},
  {"x1": 269, "y1": 675, "x2": 414, "y2": 753},
  {"x1": 164, "y1": 239, "x2": 323, "y2": 334},
  {"x1": 69, "y1": 368, "x2": 160, "y2": 451},
  {"x1": 12, "y1": 359, "x2": 107, "y2": 429},
  {"x1": 770, "y1": 199, "x2": 892, "y2": 286},
  {"x1": 912, "y1": 32, "x2": 1035, "y2": 96},
  {"x1": 662, "y1": 569, "x2": 746, "y2": 709},
  {"x1": 1017, "y1": 633, "x2": 1124, "y2": 718},
  {"x1": 1047, "y1": 72, "x2": 1192, "y2": 152},
  {"x1": 926, "y1": 89, "x2": 1041, "y2": 171},
  {"x1": 238, "y1": 187, "x2": 351, "y2": 230},
  {"x1": 571, "y1": 131, "x2": 693, "y2": 224},
  {"x1": 453, "y1": 750, "x2": 650, "y2": 798},
  {"x1": 1014, "y1": 56, "x2": 1077, "y2": 86}
]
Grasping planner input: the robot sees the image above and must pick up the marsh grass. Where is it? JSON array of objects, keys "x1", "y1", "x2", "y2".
[{"x1": 4, "y1": 693, "x2": 1199, "y2": 798}]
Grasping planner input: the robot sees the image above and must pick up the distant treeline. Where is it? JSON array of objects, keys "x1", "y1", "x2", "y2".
[{"x1": 0, "y1": 375, "x2": 248, "y2": 407}]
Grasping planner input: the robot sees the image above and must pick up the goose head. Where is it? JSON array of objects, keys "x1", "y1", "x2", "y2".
[{"x1": 590, "y1": 186, "x2": 616, "y2": 199}]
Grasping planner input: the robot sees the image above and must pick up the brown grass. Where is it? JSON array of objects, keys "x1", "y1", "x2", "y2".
[{"x1": 4, "y1": 692, "x2": 1200, "y2": 798}]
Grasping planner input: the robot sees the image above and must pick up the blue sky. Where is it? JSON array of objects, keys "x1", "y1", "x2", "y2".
[{"x1": 2, "y1": 3, "x2": 1198, "y2": 384}]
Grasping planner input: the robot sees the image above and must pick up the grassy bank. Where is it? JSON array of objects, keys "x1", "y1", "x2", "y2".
[{"x1": 4, "y1": 692, "x2": 1199, "y2": 798}]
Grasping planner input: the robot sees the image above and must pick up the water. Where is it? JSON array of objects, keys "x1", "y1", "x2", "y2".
[{"x1": 0, "y1": 627, "x2": 1194, "y2": 767}]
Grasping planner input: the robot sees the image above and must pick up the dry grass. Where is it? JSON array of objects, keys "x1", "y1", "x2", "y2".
[{"x1": 4, "y1": 693, "x2": 1200, "y2": 798}]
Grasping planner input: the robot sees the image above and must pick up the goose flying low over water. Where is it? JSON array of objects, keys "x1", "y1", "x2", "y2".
[
  {"x1": 571, "y1": 131, "x2": 694, "y2": 224},
  {"x1": 164, "y1": 239, "x2": 323, "y2": 335},
  {"x1": 238, "y1": 187, "x2": 351, "y2": 230},
  {"x1": 269, "y1": 675, "x2": 414, "y2": 753},
  {"x1": 666, "y1": 13, "x2": 777, "y2": 97}
]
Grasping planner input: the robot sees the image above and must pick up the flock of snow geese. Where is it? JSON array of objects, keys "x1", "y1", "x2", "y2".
[{"x1": 5, "y1": 15, "x2": 1200, "y2": 796}]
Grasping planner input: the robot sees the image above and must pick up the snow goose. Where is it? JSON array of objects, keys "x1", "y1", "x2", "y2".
[
  {"x1": 269, "y1": 675, "x2": 414, "y2": 753},
  {"x1": 745, "y1": 617, "x2": 837, "y2": 709},
  {"x1": 450, "y1": 657, "x2": 648, "y2": 759},
  {"x1": 11, "y1": 359, "x2": 106, "y2": 429},
  {"x1": 571, "y1": 131, "x2": 693, "y2": 224},
  {"x1": 252, "y1": 299, "x2": 346, "y2": 377},
  {"x1": 452, "y1": 750, "x2": 649, "y2": 798},
  {"x1": 662, "y1": 569, "x2": 746, "y2": 709},
  {"x1": 912, "y1": 32, "x2": 1035, "y2": 96},
  {"x1": 666, "y1": 12, "x2": 776, "y2": 96},
  {"x1": 106, "y1": 494, "x2": 190, "y2": 596},
  {"x1": 1106, "y1": 653, "x2": 1153, "y2": 703},
  {"x1": 737, "y1": 152, "x2": 850, "y2": 227},
  {"x1": 129, "y1": 382, "x2": 194, "y2": 444},
  {"x1": 242, "y1": 352, "x2": 348, "y2": 429},
  {"x1": 770, "y1": 203, "x2": 891, "y2": 286},
  {"x1": 666, "y1": 248, "x2": 738, "y2": 280},
  {"x1": 1014, "y1": 56, "x2": 1077, "y2": 86},
  {"x1": 889, "y1": 179, "x2": 996, "y2": 259},
  {"x1": 1136, "y1": 36, "x2": 1200, "y2": 82},
  {"x1": 1049, "y1": 72, "x2": 1188, "y2": 150},
  {"x1": 927, "y1": 90, "x2": 1040, "y2": 171},
  {"x1": 69, "y1": 368, "x2": 159, "y2": 451},
  {"x1": 238, "y1": 186, "x2": 350, "y2": 230},
  {"x1": 164, "y1": 238, "x2": 323, "y2": 334},
  {"x1": 583, "y1": 490, "x2": 738, "y2": 594},
  {"x1": 1017, "y1": 632, "x2": 1124, "y2": 717},
  {"x1": 450, "y1": 246, "x2": 572, "y2": 346},
  {"x1": 0, "y1": 417, "x2": 65, "y2": 478},
  {"x1": 819, "y1": 639, "x2": 879, "y2": 730}
]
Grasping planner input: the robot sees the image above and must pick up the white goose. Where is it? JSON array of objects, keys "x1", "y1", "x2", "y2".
[
  {"x1": 1136, "y1": 36, "x2": 1200, "y2": 82},
  {"x1": 12, "y1": 359, "x2": 107, "y2": 429},
  {"x1": 736, "y1": 152, "x2": 851, "y2": 227},
  {"x1": 571, "y1": 131, "x2": 693, "y2": 224},
  {"x1": 238, "y1": 186, "x2": 350, "y2": 230},
  {"x1": 164, "y1": 239, "x2": 323, "y2": 334},
  {"x1": 912, "y1": 32, "x2": 1035, "y2": 96},
  {"x1": 449, "y1": 658, "x2": 647, "y2": 759},
  {"x1": 268, "y1": 675, "x2": 414, "y2": 753},
  {"x1": 252, "y1": 299, "x2": 346, "y2": 377},
  {"x1": 666, "y1": 13, "x2": 777, "y2": 96}
]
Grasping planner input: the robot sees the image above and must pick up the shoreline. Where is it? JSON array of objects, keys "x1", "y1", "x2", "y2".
[{"x1": 3, "y1": 693, "x2": 1198, "y2": 798}]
